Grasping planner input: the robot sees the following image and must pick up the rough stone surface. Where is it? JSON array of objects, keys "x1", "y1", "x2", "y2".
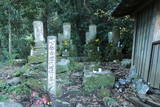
[
  {"x1": 7, "y1": 77, "x2": 20, "y2": 84},
  {"x1": 56, "y1": 84, "x2": 63, "y2": 98},
  {"x1": 63, "y1": 23, "x2": 71, "y2": 40},
  {"x1": 0, "y1": 101, "x2": 23, "y2": 107},
  {"x1": 13, "y1": 59, "x2": 27, "y2": 66},
  {"x1": 121, "y1": 59, "x2": 131, "y2": 68},
  {"x1": 98, "y1": 88, "x2": 111, "y2": 98},
  {"x1": 57, "y1": 59, "x2": 70, "y2": 73},
  {"x1": 55, "y1": 99, "x2": 70, "y2": 107},
  {"x1": 76, "y1": 103, "x2": 83, "y2": 107},
  {"x1": 83, "y1": 70, "x2": 115, "y2": 93},
  {"x1": 28, "y1": 54, "x2": 46, "y2": 64}
]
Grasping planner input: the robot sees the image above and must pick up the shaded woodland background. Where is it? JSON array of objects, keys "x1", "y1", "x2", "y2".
[{"x1": 0, "y1": 0, "x2": 133, "y2": 64}]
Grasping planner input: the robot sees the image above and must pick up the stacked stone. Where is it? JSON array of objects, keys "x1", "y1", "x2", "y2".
[
  {"x1": 31, "y1": 21, "x2": 46, "y2": 55},
  {"x1": 28, "y1": 21, "x2": 46, "y2": 64}
]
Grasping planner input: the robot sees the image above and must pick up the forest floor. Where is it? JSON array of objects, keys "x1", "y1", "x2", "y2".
[
  {"x1": 57, "y1": 62, "x2": 135, "y2": 107},
  {"x1": 0, "y1": 61, "x2": 160, "y2": 107}
]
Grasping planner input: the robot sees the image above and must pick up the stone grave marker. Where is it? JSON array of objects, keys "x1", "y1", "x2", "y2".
[
  {"x1": 89, "y1": 24, "x2": 97, "y2": 41},
  {"x1": 58, "y1": 33, "x2": 64, "y2": 51},
  {"x1": 33, "y1": 21, "x2": 45, "y2": 47},
  {"x1": 108, "y1": 32, "x2": 113, "y2": 43},
  {"x1": 58, "y1": 33, "x2": 64, "y2": 44},
  {"x1": 47, "y1": 36, "x2": 57, "y2": 95},
  {"x1": 112, "y1": 27, "x2": 120, "y2": 44},
  {"x1": 30, "y1": 21, "x2": 46, "y2": 56},
  {"x1": 63, "y1": 23, "x2": 71, "y2": 40},
  {"x1": 85, "y1": 32, "x2": 90, "y2": 44}
]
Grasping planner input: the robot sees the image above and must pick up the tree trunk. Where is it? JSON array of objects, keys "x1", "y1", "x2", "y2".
[
  {"x1": 43, "y1": 16, "x2": 48, "y2": 42},
  {"x1": 8, "y1": 12, "x2": 12, "y2": 56},
  {"x1": 43, "y1": 7, "x2": 48, "y2": 42}
]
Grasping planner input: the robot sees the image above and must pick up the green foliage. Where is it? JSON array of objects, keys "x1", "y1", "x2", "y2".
[
  {"x1": 13, "y1": 65, "x2": 30, "y2": 77},
  {"x1": 83, "y1": 73, "x2": 115, "y2": 93},
  {"x1": 0, "y1": 0, "x2": 133, "y2": 61},
  {"x1": 103, "y1": 97, "x2": 117, "y2": 106},
  {"x1": 0, "y1": 95, "x2": 8, "y2": 101},
  {"x1": 28, "y1": 54, "x2": 46, "y2": 64},
  {"x1": 69, "y1": 61, "x2": 84, "y2": 71},
  {"x1": 56, "y1": 84, "x2": 63, "y2": 98},
  {"x1": 8, "y1": 84, "x2": 31, "y2": 96},
  {"x1": 84, "y1": 39, "x2": 102, "y2": 61},
  {"x1": 104, "y1": 44, "x2": 123, "y2": 61},
  {"x1": 24, "y1": 78, "x2": 44, "y2": 89},
  {"x1": 98, "y1": 88, "x2": 111, "y2": 98}
]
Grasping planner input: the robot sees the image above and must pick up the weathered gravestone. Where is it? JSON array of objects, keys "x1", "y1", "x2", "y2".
[
  {"x1": 89, "y1": 24, "x2": 97, "y2": 41},
  {"x1": 63, "y1": 23, "x2": 71, "y2": 40},
  {"x1": 112, "y1": 27, "x2": 120, "y2": 44},
  {"x1": 108, "y1": 32, "x2": 113, "y2": 43},
  {"x1": 28, "y1": 21, "x2": 46, "y2": 64},
  {"x1": 47, "y1": 36, "x2": 57, "y2": 95},
  {"x1": 33, "y1": 21, "x2": 45, "y2": 48},
  {"x1": 85, "y1": 25, "x2": 97, "y2": 44},
  {"x1": 58, "y1": 33, "x2": 64, "y2": 45},
  {"x1": 85, "y1": 32, "x2": 90, "y2": 44},
  {"x1": 58, "y1": 33, "x2": 64, "y2": 51}
]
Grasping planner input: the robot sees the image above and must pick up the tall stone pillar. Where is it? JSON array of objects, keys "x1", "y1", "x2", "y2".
[
  {"x1": 47, "y1": 36, "x2": 56, "y2": 95},
  {"x1": 112, "y1": 27, "x2": 120, "y2": 44},
  {"x1": 89, "y1": 25, "x2": 97, "y2": 41},
  {"x1": 108, "y1": 32, "x2": 113, "y2": 43},
  {"x1": 63, "y1": 23, "x2": 71, "y2": 40},
  {"x1": 85, "y1": 32, "x2": 90, "y2": 44}
]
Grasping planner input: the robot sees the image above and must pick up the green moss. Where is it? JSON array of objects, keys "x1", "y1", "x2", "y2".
[
  {"x1": 0, "y1": 95, "x2": 8, "y2": 101},
  {"x1": 57, "y1": 72, "x2": 71, "y2": 85},
  {"x1": 28, "y1": 54, "x2": 46, "y2": 64},
  {"x1": 98, "y1": 88, "x2": 111, "y2": 98},
  {"x1": 56, "y1": 84, "x2": 63, "y2": 98},
  {"x1": 57, "y1": 64, "x2": 70, "y2": 73},
  {"x1": 83, "y1": 73, "x2": 115, "y2": 93},
  {"x1": 13, "y1": 65, "x2": 30, "y2": 77},
  {"x1": 69, "y1": 62, "x2": 84, "y2": 71},
  {"x1": 103, "y1": 97, "x2": 117, "y2": 106},
  {"x1": 25, "y1": 78, "x2": 44, "y2": 89}
]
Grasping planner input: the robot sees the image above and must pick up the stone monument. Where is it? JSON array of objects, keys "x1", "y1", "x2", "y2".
[
  {"x1": 63, "y1": 23, "x2": 71, "y2": 40},
  {"x1": 89, "y1": 24, "x2": 97, "y2": 41},
  {"x1": 58, "y1": 33, "x2": 64, "y2": 44},
  {"x1": 47, "y1": 36, "x2": 57, "y2": 95},
  {"x1": 85, "y1": 25, "x2": 97, "y2": 44},
  {"x1": 28, "y1": 21, "x2": 46, "y2": 64},
  {"x1": 108, "y1": 32, "x2": 113, "y2": 43},
  {"x1": 58, "y1": 33, "x2": 64, "y2": 51},
  {"x1": 33, "y1": 21, "x2": 45, "y2": 47},
  {"x1": 112, "y1": 27, "x2": 120, "y2": 44},
  {"x1": 85, "y1": 32, "x2": 90, "y2": 44},
  {"x1": 30, "y1": 21, "x2": 46, "y2": 56}
]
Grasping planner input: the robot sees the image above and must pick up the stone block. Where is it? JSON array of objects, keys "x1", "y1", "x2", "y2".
[
  {"x1": 28, "y1": 54, "x2": 46, "y2": 64},
  {"x1": 83, "y1": 70, "x2": 115, "y2": 93}
]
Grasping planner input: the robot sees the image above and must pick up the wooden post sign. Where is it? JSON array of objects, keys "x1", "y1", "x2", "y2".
[{"x1": 47, "y1": 36, "x2": 56, "y2": 95}]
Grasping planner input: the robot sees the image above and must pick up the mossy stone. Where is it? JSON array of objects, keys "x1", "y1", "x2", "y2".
[
  {"x1": 28, "y1": 54, "x2": 46, "y2": 64},
  {"x1": 98, "y1": 88, "x2": 111, "y2": 98},
  {"x1": 25, "y1": 78, "x2": 44, "y2": 89},
  {"x1": 57, "y1": 64, "x2": 70, "y2": 73},
  {"x1": 56, "y1": 84, "x2": 63, "y2": 98},
  {"x1": 83, "y1": 71, "x2": 115, "y2": 93}
]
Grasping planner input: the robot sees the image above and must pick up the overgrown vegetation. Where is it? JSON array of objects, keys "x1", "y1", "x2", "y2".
[{"x1": 0, "y1": 0, "x2": 133, "y2": 63}]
